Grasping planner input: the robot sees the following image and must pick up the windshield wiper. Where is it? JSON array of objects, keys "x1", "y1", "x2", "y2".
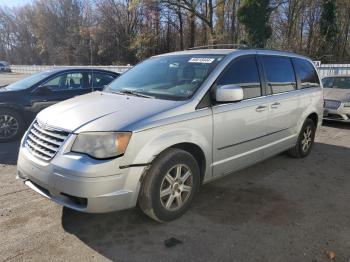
[{"x1": 119, "y1": 90, "x2": 155, "y2": 99}]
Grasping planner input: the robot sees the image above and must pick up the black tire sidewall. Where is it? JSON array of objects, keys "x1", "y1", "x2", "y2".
[
  {"x1": 149, "y1": 150, "x2": 200, "y2": 222},
  {"x1": 298, "y1": 119, "x2": 316, "y2": 157},
  {"x1": 0, "y1": 108, "x2": 25, "y2": 142}
]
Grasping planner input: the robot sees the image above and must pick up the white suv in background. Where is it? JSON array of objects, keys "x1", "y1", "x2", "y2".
[{"x1": 17, "y1": 48, "x2": 323, "y2": 222}]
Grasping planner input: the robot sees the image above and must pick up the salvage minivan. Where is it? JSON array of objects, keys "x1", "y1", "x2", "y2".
[{"x1": 17, "y1": 48, "x2": 323, "y2": 222}]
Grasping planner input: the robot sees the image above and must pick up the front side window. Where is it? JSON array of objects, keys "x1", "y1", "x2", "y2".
[
  {"x1": 42, "y1": 73, "x2": 84, "y2": 91},
  {"x1": 332, "y1": 77, "x2": 350, "y2": 89},
  {"x1": 106, "y1": 54, "x2": 225, "y2": 100},
  {"x1": 217, "y1": 56, "x2": 262, "y2": 99},
  {"x1": 293, "y1": 58, "x2": 320, "y2": 89},
  {"x1": 261, "y1": 56, "x2": 296, "y2": 94}
]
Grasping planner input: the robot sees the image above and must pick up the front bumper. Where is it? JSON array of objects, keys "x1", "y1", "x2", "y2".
[
  {"x1": 17, "y1": 142, "x2": 146, "y2": 213},
  {"x1": 323, "y1": 105, "x2": 350, "y2": 122}
]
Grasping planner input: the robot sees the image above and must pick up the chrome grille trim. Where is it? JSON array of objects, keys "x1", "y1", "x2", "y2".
[{"x1": 25, "y1": 121, "x2": 70, "y2": 161}]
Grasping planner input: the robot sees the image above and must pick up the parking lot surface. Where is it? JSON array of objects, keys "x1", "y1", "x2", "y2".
[
  {"x1": 0, "y1": 73, "x2": 28, "y2": 86},
  {"x1": 0, "y1": 121, "x2": 349, "y2": 262}
]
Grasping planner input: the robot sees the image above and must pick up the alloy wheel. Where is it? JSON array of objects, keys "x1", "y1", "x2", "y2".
[
  {"x1": 160, "y1": 164, "x2": 193, "y2": 211},
  {"x1": 0, "y1": 114, "x2": 19, "y2": 139},
  {"x1": 301, "y1": 126, "x2": 313, "y2": 152}
]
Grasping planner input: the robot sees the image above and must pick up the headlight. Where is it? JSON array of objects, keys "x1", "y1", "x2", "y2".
[{"x1": 71, "y1": 132, "x2": 131, "y2": 159}]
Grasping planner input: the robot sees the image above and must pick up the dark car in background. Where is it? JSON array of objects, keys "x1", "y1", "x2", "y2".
[
  {"x1": 0, "y1": 68, "x2": 119, "y2": 141},
  {"x1": 0, "y1": 61, "x2": 11, "y2": 72}
]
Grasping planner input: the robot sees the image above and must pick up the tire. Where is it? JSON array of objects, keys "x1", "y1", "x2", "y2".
[
  {"x1": 138, "y1": 148, "x2": 200, "y2": 222},
  {"x1": 0, "y1": 108, "x2": 25, "y2": 142},
  {"x1": 287, "y1": 118, "x2": 316, "y2": 158}
]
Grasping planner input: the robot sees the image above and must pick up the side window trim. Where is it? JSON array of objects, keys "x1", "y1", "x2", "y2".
[
  {"x1": 256, "y1": 55, "x2": 267, "y2": 96},
  {"x1": 290, "y1": 58, "x2": 301, "y2": 90}
]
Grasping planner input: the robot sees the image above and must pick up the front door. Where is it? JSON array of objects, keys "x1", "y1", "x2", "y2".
[{"x1": 212, "y1": 55, "x2": 269, "y2": 177}]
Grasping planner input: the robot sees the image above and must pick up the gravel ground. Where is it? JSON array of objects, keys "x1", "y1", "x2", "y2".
[{"x1": 0, "y1": 121, "x2": 350, "y2": 262}]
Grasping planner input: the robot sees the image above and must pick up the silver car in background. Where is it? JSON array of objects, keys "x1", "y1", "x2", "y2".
[
  {"x1": 322, "y1": 75, "x2": 350, "y2": 122},
  {"x1": 17, "y1": 48, "x2": 323, "y2": 222}
]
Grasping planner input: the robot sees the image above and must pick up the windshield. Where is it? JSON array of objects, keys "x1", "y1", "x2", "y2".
[
  {"x1": 323, "y1": 77, "x2": 350, "y2": 89},
  {"x1": 5, "y1": 71, "x2": 52, "y2": 91},
  {"x1": 105, "y1": 54, "x2": 225, "y2": 100}
]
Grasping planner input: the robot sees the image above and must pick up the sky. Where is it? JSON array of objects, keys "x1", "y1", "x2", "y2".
[{"x1": 0, "y1": 0, "x2": 32, "y2": 8}]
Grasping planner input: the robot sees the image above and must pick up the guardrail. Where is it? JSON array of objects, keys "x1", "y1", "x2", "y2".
[
  {"x1": 317, "y1": 64, "x2": 350, "y2": 78},
  {"x1": 10, "y1": 65, "x2": 132, "y2": 74},
  {"x1": 9, "y1": 64, "x2": 350, "y2": 78}
]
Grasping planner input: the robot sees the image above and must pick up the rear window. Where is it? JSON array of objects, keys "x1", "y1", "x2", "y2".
[
  {"x1": 293, "y1": 58, "x2": 320, "y2": 88},
  {"x1": 261, "y1": 56, "x2": 296, "y2": 94}
]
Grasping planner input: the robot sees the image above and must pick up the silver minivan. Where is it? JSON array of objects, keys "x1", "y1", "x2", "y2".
[{"x1": 17, "y1": 48, "x2": 323, "y2": 222}]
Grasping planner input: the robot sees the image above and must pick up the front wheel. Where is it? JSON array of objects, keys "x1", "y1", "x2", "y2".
[
  {"x1": 287, "y1": 118, "x2": 316, "y2": 158},
  {"x1": 138, "y1": 148, "x2": 200, "y2": 222},
  {"x1": 0, "y1": 109, "x2": 25, "y2": 142}
]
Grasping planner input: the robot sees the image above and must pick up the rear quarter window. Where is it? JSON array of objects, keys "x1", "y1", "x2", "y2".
[{"x1": 292, "y1": 58, "x2": 320, "y2": 89}]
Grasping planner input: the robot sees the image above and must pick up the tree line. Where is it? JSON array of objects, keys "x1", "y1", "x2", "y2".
[{"x1": 0, "y1": 0, "x2": 349, "y2": 65}]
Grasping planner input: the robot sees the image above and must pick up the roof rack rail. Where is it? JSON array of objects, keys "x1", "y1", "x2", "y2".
[{"x1": 187, "y1": 44, "x2": 249, "y2": 50}]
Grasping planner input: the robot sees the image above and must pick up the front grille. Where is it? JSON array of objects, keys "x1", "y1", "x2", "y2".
[
  {"x1": 25, "y1": 121, "x2": 69, "y2": 161},
  {"x1": 324, "y1": 99, "x2": 341, "y2": 110}
]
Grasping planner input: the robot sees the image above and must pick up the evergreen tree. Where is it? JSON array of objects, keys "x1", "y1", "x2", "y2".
[
  {"x1": 319, "y1": 0, "x2": 338, "y2": 60},
  {"x1": 237, "y1": 0, "x2": 272, "y2": 48}
]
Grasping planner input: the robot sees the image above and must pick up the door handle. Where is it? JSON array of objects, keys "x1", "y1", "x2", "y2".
[
  {"x1": 271, "y1": 102, "x2": 281, "y2": 109},
  {"x1": 255, "y1": 105, "x2": 268, "y2": 112}
]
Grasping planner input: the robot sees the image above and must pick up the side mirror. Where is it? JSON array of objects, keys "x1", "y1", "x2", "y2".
[
  {"x1": 36, "y1": 86, "x2": 52, "y2": 95},
  {"x1": 215, "y1": 84, "x2": 243, "y2": 102}
]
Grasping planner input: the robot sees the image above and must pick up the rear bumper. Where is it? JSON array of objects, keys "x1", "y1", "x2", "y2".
[{"x1": 17, "y1": 144, "x2": 146, "y2": 213}]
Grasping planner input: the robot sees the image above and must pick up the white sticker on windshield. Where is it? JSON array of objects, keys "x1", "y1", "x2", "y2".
[{"x1": 189, "y1": 57, "x2": 215, "y2": 63}]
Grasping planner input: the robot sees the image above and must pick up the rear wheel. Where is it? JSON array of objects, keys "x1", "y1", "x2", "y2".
[
  {"x1": 287, "y1": 118, "x2": 316, "y2": 158},
  {"x1": 138, "y1": 148, "x2": 200, "y2": 222},
  {"x1": 0, "y1": 109, "x2": 25, "y2": 142}
]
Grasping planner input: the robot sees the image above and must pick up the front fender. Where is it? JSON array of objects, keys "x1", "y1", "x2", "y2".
[
  {"x1": 121, "y1": 112, "x2": 213, "y2": 180},
  {"x1": 0, "y1": 102, "x2": 24, "y2": 112}
]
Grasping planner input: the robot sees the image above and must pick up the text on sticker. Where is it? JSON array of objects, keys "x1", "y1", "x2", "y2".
[{"x1": 189, "y1": 58, "x2": 215, "y2": 63}]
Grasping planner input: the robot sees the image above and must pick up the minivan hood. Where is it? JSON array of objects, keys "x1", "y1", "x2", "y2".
[
  {"x1": 37, "y1": 91, "x2": 181, "y2": 132},
  {"x1": 324, "y1": 88, "x2": 350, "y2": 102}
]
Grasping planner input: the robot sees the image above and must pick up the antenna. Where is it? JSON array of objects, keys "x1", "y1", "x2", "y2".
[{"x1": 86, "y1": 0, "x2": 94, "y2": 92}]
